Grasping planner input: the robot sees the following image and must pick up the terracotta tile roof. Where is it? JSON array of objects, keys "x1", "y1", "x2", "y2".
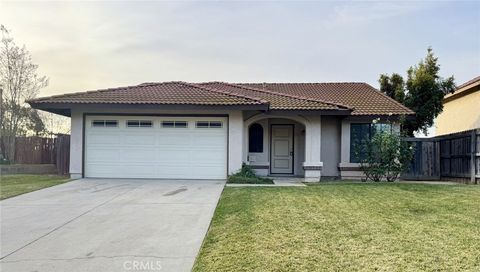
[
  {"x1": 199, "y1": 82, "x2": 350, "y2": 111},
  {"x1": 239, "y1": 83, "x2": 414, "y2": 115},
  {"x1": 28, "y1": 81, "x2": 267, "y2": 106},
  {"x1": 28, "y1": 81, "x2": 414, "y2": 115}
]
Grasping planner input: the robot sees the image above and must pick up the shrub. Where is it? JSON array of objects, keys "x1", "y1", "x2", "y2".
[
  {"x1": 359, "y1": 129, "x2": 414, "y2": 182},
  {"x1": 227, "y1": 163, "x2": 274, "y2": 184}
]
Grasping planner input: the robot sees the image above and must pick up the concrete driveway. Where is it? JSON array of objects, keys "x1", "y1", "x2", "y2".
[{"x1": 0, "y1": 178, "x2": 225, "y2": 272}]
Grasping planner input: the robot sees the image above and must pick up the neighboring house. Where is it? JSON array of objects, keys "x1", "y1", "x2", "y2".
[
  {"x1": 28, "y1": 82, "x2": 413, "y2": 181},
  {"x1": 435, "y1": 76, "x2": 480, "y2": 136}
]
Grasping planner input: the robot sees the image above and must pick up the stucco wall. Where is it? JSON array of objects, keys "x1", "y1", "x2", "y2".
[
  {"x1": 68, "y1": 106, "x2": 244, "y2": 179},
  {"x1": 320, "y1": 116, "x2": 341, "y2": 177},
  {"x1": 436, "y1": 89, "x2": 480, "y2": 136}
]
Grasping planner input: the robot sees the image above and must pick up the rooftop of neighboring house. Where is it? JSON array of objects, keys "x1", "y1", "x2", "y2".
[{"x1": 444, "y1": 76, "x2": 480, "y2": 103}]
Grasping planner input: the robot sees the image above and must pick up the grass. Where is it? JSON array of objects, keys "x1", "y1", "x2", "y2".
[
  {"x1": 0, "y1": 174, "x2": 70, "y2": 200},
  {"x1": 194, "y1": 183, "x2": 480, "y2": 271}
]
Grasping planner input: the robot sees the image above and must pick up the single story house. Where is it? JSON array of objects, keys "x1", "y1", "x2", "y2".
[
  {"x1": 435, "y1": 76, "x2": 480, "y2": 136},
  {"x1": 28, "y1": 81, "x2": 413, "y2": 181}
]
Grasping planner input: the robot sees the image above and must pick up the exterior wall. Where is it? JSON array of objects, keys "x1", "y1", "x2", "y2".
[
  {"x1": 302, "y1": 115, "x2": 322, "y2": 182},
  {"x1": 320, "y1": 116, "x2": 341, "y2": 178},
  {"x1": 70, "y1": 109, "x2": 83, "y2": 179},
  {"x1": 69, "y1": 106, "x2": 396, "y2": 181},
  {"x1": 68, "y1": 106, "x2": 243, "y2": 179},
  {"x1": 228, "y1": 111, "x2": 244, "y2": 175},
  {"x1": 436, "y1": 89, "x2": 480, "y2": 136},
  {"x1": 339, "y1": 116, "x2": 401, "y2": 180}
]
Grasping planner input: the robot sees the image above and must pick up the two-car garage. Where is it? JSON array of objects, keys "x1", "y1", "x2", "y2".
[{"x1": 84, "y1": 115, "x2": 228, "y2": 179}]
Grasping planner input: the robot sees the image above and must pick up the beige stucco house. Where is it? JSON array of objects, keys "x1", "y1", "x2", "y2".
[
  {"x1": 436, "y1": 76, "x2": 480, "y2": 136},
  {"x1": 28, "y1": 82, "x2": 413, "y2": 182}
]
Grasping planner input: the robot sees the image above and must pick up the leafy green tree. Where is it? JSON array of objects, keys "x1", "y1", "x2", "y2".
[
  {"x1": 379, "y1": 73, "x2": 405, "y2": 103},
  {"x1": 379, "y1": 48, "x2": 455, "y2": 136}
]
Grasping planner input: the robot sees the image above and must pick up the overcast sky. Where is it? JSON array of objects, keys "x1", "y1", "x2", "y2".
[{"x1": 1, "y1": 1, "x2": 479, "y2": 98}]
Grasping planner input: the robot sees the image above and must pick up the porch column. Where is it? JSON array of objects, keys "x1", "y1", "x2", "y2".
[
  {"x1": 69, "y1": 109, "x2": 83, "y2": 179},
  {"x1": 303, "y1": 115, "x2": 322, "y2": 182},
  {"x1": 228, "y1": 111, "x2": 244, "y2": 175}
]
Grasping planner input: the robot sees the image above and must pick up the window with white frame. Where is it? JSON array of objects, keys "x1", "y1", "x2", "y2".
[
  {"x1": 92, "y1": 120, "x2": 118, "y2": 127},
  {"x1": 196, "y1": 121, "x2": 223, "y2": 128},
  {"x1": 161, "y1": 121, "x2": 188, "y2": 128},
  {"x1": 127, "y1": 120, "x2": 153, "y2": 128}
]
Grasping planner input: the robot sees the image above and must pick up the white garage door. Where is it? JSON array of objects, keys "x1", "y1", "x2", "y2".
[{"x1": 84, "y1": 116, "x2": 227, "y2": 179}]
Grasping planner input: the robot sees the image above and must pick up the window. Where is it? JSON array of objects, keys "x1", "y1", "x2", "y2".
[
  {"x1": 350, "y1": 123, "x2": 394, "y2": 163},
  {"x1": 92, "y1": 120, "x2": 118, "y2": 127},
  {"x1": 161, "y1": 121, "x2": 188, "y2": 128},
  {"x1": 127, "y1": 120, "x2": 153, "y2": 128},
  {"x1": 196, "y1": 121, "x2": 209, "y2": 128},
  {"x1": 249, "y1": 123, "x2": 263, "y2": 153},
  {"x1": 196, "y1": 121, "x2": 223, "y2": 128}
]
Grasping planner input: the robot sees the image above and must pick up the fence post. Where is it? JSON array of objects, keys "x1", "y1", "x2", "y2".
[{"x1": 471, "y1": 130, "x2": 476, "y2": 184}]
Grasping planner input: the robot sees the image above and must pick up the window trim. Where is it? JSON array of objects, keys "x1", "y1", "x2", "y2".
[
  {"x1": 92, "y1": 120, "x2": 118, "y2": 128},
  {"x1": 161, "y1": 121, "x2": 188, "y2": 128},
  {"x1": 126, "y1": 120, "x2": 153, "y2": 128},
  {"x1": 195, "y1": 121, "x2": 223, "y2": 128}
]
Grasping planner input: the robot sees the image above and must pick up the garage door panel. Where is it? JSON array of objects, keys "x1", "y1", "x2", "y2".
[
  {"x1": 157, "y1": 134, "x2": 192, "y2": 145},
  {"x1": 120, "y1": 148, "x2": 157, "y2": 162},
  {"x1": 85, "y1": 116, "x2": 227, "y2": 179},
  {"x1": 156, "y1": 150, "x2": 191, "y2": 162},
  {"x1": 193, "y1": 134, "x2": 225, "y2": 145},
  {"x1": 189, "y1": 150, "x2": 226, "y2": 161},
  {"x1": 123, "y1": 134, "x2": 156, "y2": 145},
  {"x1": 88, "y1": 133, "x2": 121, "y2": 145},
  {"x1": 86, "y1": 148, "x2": 122, "y2": 162}
]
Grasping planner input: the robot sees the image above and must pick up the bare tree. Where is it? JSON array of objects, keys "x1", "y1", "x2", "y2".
[{"x1": 0, "y1": 25, "x2": 48, "y2": 161}]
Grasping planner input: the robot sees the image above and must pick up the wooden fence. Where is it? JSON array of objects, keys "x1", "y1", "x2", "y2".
[
  {"x1": 54, "y1": 135, "x2": 70, "y2": 175},
  {"x1": 402, "y1": 129, "x2": 480, "y2": 184},
  {"x1": 0, "y1": 135, "x2": 70, "y2": 175}
]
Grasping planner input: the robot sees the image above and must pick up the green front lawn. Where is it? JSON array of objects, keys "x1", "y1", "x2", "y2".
[
  {"x1": 0, "y1": 174, "x2": 70, "y2": 200},
  {"x1": 194, "y1": 183, "x2": 480, "y2": 271}
]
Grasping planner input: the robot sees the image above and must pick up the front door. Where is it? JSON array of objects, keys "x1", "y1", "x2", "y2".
[{"x1": 270, "y1": 125, "x2": 294, "y2": 174}]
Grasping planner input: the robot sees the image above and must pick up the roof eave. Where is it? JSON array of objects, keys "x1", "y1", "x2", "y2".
[
  {"x1": 266, "y1": 108, "x2": 353, "y2": 116},
  {"x1": 28, "y1": 102, "x2": 270, "y2": 116}
]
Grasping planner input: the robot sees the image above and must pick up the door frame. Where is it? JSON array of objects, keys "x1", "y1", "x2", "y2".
[{"x1": 269, "y1": 124, "x2": 295, "y2": 175}]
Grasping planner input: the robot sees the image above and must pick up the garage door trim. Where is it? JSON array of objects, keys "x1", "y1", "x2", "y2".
[{"x1": 82, "y1": 113, "x2": 229, "y2": 179}]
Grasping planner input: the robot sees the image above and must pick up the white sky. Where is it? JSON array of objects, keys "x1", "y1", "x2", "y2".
[{"x1": 1, "y1": 1, "x2": 478, "y2": 98}]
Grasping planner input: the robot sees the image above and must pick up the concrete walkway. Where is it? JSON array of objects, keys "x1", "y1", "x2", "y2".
[{"x1": 0, "y1": 178, "x2": 225, "y2": 272}]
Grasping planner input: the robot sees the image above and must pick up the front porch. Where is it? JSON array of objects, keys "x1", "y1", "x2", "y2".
[{"x1": 243, "y1": 114, "x2": 323, "y2": 182}]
